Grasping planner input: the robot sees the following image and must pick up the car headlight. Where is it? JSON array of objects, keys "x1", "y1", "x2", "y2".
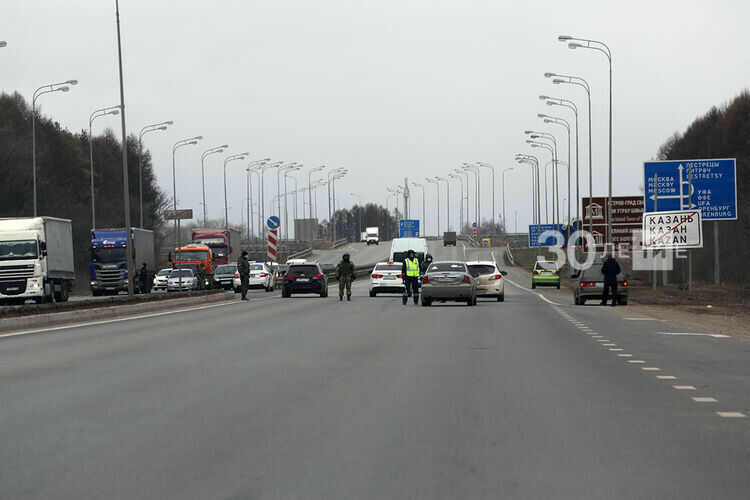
[{"x1": 90, "y1": 281, "x2": 96, "y2": 286}]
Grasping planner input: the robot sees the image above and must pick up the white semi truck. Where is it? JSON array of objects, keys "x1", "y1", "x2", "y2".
[{"x1": 0, "y1": 217, "x2": 75, "y2": 304}]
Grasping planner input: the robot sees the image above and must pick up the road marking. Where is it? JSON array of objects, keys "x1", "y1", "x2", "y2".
[
  {"x1": 657, "y1": 332, "x2": 730, "y2": 339},
  {"x1": 596, "y1": 339, "x2": 610, "y2": 342},
  {"x1": 624, "y1": 317, "x2": 659, "y2": 321},
  {"x1": 628, "y1": 360, "x2": 645, "y2": 363},
  {"x1": 603, "y1": 343, "x2": 617, "y2": 346},
  {"x1": 591, "y1": 335, "x2": 603, "y2": 338},
  {"x1": 609, "y1": 348, "x2": 624, "y2": 351},
  {"x1": 673, "y1": 385, "x2": 696, "y2": 390},
  {"x1": 657, "y1": 375, "x2": 677, "y2": 379},
  {"x1": 641, "y1": 367, "x2": 661, "y2": 371},
  {"x1": 586, "y1": 332, "x2": 598, "y2": 335},
  {"x1": 505, "y1": 278, "x2": 560, "y2": 305},
  {"x1": 617, "y1": 354, "x2": 633, "y2": 357},
  {"x1": 0, "y1": 295, "x2": 277, "y2": 340},
  {"x1": 716, "y1": 412, "x2": 746, "y2": 418},
  {"x1": 692, "y1": 397, "x2": 717, "y2": 402}
]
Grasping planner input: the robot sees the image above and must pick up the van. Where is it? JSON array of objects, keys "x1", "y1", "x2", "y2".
[{"x1": 390, "y1": 237, "x2": 427, "y2": 263}]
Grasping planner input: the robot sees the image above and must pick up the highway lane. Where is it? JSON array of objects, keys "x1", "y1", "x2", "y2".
[{"x1": 1, "y1": 261, "x2": 749, "y2": 498}]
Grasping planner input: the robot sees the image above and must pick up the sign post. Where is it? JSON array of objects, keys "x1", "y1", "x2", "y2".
[{"x1": 267, "y1": 216, "x2": 280, "y2": 262}]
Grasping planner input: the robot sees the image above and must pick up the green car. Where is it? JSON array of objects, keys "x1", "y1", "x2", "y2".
[{"x1": 532, "y1": 261, "x2": 561, "y2": 289}]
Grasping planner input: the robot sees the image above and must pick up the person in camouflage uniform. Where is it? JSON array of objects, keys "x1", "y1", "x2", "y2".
[
  {"x1": 237, "y1": 251, "x2": 250, "y2": 300},
  {"x1": 336, "y1": 253, "x2": 356, "y2": 301}
]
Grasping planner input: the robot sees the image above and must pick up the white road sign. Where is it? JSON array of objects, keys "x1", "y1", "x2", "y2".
[{"x1": 642, "y1": 210, "x2": 703, "y2": 249}]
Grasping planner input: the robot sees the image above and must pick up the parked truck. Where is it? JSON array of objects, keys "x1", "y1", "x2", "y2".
[
  {"x1": 443, "y1": 231, "x2": 457, "y2": 246},
  {"x1": 171, "y1": 243, "x2": 213, "y2": 277},
  {"x1": 90, "y1": 228, "x2": 155, "y2": 296},
  {"x1": 0, "y1": 217, "x2": 74, "y2": 305},
  {"x1": 191, "y1": 228, "x2": 240, "y2": 267},
  {"x1": 365, "y1": 226, "x2": 380, "y2": 245}
]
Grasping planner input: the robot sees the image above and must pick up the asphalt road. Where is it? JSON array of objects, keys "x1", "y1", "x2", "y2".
[{"x1": 1, "y1": 243, "x2": 749, "y2": 498}]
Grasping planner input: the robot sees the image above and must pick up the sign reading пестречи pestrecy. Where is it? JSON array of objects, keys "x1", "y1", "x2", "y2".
[
  {"x1": 643, "y1": 159, "x2": 736, "y2": 220},
  {"x1": 642, "y1": 210, "x2": 703, "y2": 249}
]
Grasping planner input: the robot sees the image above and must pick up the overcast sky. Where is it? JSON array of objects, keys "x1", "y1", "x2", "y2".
[{"x1": 3, "y1": 0, "x2": 749, "y2": 235}]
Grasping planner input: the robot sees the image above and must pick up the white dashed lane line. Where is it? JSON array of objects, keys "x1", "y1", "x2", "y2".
[
  {"x1": 692, "y1": 397, "x2": 718, "y2": 403},
  {"x1": 716, "y1": 412, "x2": 747, "y2": 418},
  {"x1": 673, "y1": 386, "x2": 697, "y2": 390}
]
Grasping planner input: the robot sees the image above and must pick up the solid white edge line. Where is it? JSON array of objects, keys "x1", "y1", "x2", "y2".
[{"x1": 504, "y1": 278, "x2": 560, "y2": 305}]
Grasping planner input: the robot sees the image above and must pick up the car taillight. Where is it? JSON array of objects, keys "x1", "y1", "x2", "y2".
[
  {"x1": 396, "y1": 274, "x2": 402, "y2": 278},
  {"x1": 372, "y1": 274, "x2": 383, "y2": 278},
  {"x1": 618, "y1": 281, "x2": 628, "y2": 286},
  {"x1": 533, "y1": 270, "x2": 539, "y2": 275},
  {"x1": 312, "y1": 273, "x2": 323, "y2": 279},
  {"x1": 234, "y1": 272, "x2": 239, "y2": 279},
  {"x1": 554, "y1": 270, "x2": 560, "y2": 275},
  {"x1": 284, "y1": 273, "x2": 293, "y2": 280},
  {"x1": 422, "y1": 276, "x2": 429, "y2": 283},
  {"x1": 259, "y1": 272, "x2": 267, "y2": 277},
  {"x1": 463, "y1": 275, "x2": 471, "y2": 283},
  {"x1": 581, "y1": 281, "x2": 596, "y2": 287},
  {"x1": 493, "y1": 274, "x2": 502, "y2": 280}
]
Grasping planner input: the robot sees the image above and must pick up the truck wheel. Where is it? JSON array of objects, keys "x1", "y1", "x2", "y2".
[{"x1": 53, "y1": 284, "x2": 69, "y2": 302}]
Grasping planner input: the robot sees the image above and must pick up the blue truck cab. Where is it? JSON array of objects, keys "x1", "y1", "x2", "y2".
[{"x1": 89, "y1": 228, "x2": 155, "y2": 296}]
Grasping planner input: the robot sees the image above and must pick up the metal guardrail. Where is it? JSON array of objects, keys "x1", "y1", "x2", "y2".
[
  {"x1": 332, "y1": 238, "x2": 348, "y2": 248},
  {"x1": 505, "y1": 243, "x2": 516, "y2": 266},
  {"x1": 458, "y1": 234, "x2": 479, "y2": 247},
  {"x1": 287, "y1": 247, "x2": 313, "y2": 261}
]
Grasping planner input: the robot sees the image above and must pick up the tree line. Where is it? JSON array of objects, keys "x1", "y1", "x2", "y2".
[{"x1": 0, "y1": 91, "x2": 169, "y2": 280}]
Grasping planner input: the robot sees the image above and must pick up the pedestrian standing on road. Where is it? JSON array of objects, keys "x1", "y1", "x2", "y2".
[
  {"x1": 336, "y1": 253, "x2": 356, "y2": 301},
  {"x1": 601, "y1": 254, "x2": 621, "y2": 306},
  {"x1": 420, "y1": 253, "x2": 433, "y2": 274},
  {"x1": 197, "y1": 263, "x2": 207, "y2": 290},
  {"x1": 138, "y1": 262, "x2": 148, "y2": 293},
  {"x1": 237, "y1": 251, "x2": 250, "y2": 300},
  {"x1": 401, "y1": 249, "x2": 420, "y2": 305}
]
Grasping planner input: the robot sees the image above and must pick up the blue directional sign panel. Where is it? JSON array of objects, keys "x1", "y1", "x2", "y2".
[
  {"x1": 644, "y1": 159, "x2": 736, "y2": 220},
  {"x1": 528, "y1": 224, "x2": 564, "y2": 247},
  {"x1": 266, "y1": 216, "x2": 280, "y2": 229},
  {"x1": 399, "y1": 219, "x2": 420, "y2": 238}
]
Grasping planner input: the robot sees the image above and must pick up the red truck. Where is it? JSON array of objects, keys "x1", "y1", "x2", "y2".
[{"x1": 191, "y1": 228, "x2": 240, "y2": 267}]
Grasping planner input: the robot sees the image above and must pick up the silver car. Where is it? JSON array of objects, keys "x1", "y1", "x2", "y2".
[
  {"x1": 467, "y1": 261, "x2": 507, "y2": 302},
  {"x1": 152, "y1": 268, "x2": 172, "y2": 291},
  {"x1": 420, "y1": 261, "x2": 477, "y2": 306},
  {"x1": 166, "y1": 269, "x2": 198, "y2": 292}
]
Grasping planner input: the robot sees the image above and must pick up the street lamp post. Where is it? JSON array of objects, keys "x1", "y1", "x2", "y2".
[
  {"x1": 561, "y1": 35, "x2": 613, "y2": 243},
  {"x1": 477, "y1": 162, "x2": 496, "y2": 228},
  {"x1": 283, "y1": 165, "x2": 301, "y2": 241},
  {"x1": 260, "y1": 161, "x2": 283, "y2": 235},
  {"x1": 138, "y1": 121, "x2": 172, "y2": 227},
  {"x1": 32, "y1": 79, "x2": 77, "y2": 216},
  {"x1": 527, "y1": 141, "x2": 554, "y2": 223},
  {"x1": 172, "y1": 136, "x2": 202, "y2": 290},
  {"x1": 245, "y1": 159, "x2": 269, "y2": 240},
  {"x1": 516, "y1": 154, "x2": 541, "y2": 249},
  {"x1": 223, "y1": 153, "x2": 250, "y2": 227},
  {"x1": 454, "y1": 169, "x2": 470, "y2": 232},
  {"x1": 502, "y1": 167, "x2": 513, "y2": 234},
  {"x1": 411, "y1": 182, "x2": 425, "y2": 236},
  {"x1": 540, "y1": 114, "x2": 572, "y2": 229},
  {"x1": 350, "y1": 192, "x2": 362, "y2": 236},
  {"x1": 462, "y1": 163, "x2": 480, "y2": 230},
  {"x1": 200, "y1": 145, "x2": 228, "y2": 225},
  {"x1": 436, "y1": 176, "x2": 450, "y2": 232},
  {"x1": 546, "y1": 72, "x2": 593, "y2": 237},
  {"x1": 277, "y1": 162, "x2": 297, "y2": 233},
  {"x1": 526, "y1": 131, "x2": 558, "y2": 225},
  {"x1": 425, "y1": 178, "x2": 439, "y2": 236},
  {"x1": 448, "y1": 174, "x2": 463, "y2": 232},
  {"x1": 308, "y1": 165, "x2": 326, "y2": 221},
  {"x1": 89, "y1": 106, "x2": 120, "y2": 229}
]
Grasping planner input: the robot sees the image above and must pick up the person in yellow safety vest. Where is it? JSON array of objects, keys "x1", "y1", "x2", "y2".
[{"x1": 401, "y1": 249, "x2": 420, "y2": 305}]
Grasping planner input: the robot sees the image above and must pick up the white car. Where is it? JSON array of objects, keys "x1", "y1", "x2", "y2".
[
  {"x1": 234, "y1": 262, "x2": 276, "y2": 293},
  {"x1": 152, "y1": 268, "x2": 172, "y2": 291},
  {"x1": 466, "y1": 260, "x2": 506, "y2": 301},
  {"x1": 369, "y1": 261, "x2": 405, "y2": 297},
  {"x1": 166, "y1": 269, "x2": 198, "y2": 292}
]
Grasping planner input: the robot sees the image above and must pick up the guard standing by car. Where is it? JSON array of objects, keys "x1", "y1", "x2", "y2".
[
  {"x1": 401, "y1": 249, "x2": 420, "y2": 305},
  {"x1": 421, "y1": 253, "x2": 433, "y2": 274},
  {"x1": 237, "y1": 251, "x2": 250, "y2": 300},
  {"x1": 336, "y1": 253, "x2": 356, "y2": 301},
  {"x1": 197, "y1": 263, "x2": 207, "y2": 290},
  {"x1": 601, "y1": 254, "x2": 621, "y2": 306},
  {"x1": 138, "y1": 262, "x2": 149, "y2": 293}
]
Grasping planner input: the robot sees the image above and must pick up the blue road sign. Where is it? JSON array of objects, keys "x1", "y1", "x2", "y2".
[
  {"x1": 528, "y1": 224, "x2": 565, "y2": 247},
  {"x1": 399, "y1": 219, "x2": 420, "y2": 238},
  {"x1": 644, "y1": 159, "x2": 736, "y2": 220},
  {"x1": 267, "y1": 216, "x2": 280, "y2": 229},
  {"x1": 472, "y1": 222, "x2": 477, "y2": 228}
]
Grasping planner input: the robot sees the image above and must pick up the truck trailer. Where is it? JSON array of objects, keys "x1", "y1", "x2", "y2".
[
  {"x1": 0, "y1": 217, "x2": 75, "y2": 304},
  {"x1": 191, "y1": 228, "x2": 240, "y2": 267},
  {"x1": 90, "y1": 228, "x2": 155, "y2": 295}
]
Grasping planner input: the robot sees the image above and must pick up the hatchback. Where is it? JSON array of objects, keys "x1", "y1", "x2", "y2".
[
  {"x1": 282, "y1": 263, "x2": 328, "y2": 298},
  {"x1": 532, "y1": 261, "x2": 560, "y2": 289},
  {"x1": 467, "y1": 261, "x2": 507, "y2": 301}
]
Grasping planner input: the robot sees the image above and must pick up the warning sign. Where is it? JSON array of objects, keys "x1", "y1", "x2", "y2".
[{"x1": 642, "y1": 210, "x2": 703, "y2": 249}]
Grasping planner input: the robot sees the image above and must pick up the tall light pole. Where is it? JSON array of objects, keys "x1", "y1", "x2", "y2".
[
  {"x1": 462, "y1": 163, "x2": 480, "y2": 229},
  {"x1": 224, "y1": 152, "x2": 250, "y2": 227},
  {"x1": 448, "y1": 174, "x2": 463, "y2": 232},
  {"x1": 454, "y1": 169, "x2": 470, "y2": 233},
  {"x1": 540, "y1": 114, "x2": 572, "y2": 230},
  {"x1": 350, "y1": 192, "x2": 362, "y2": 236},
  {"x1": 502, "y1": 167, "x2": 513, "y2": 234},
  {"x1": 200, "y1": 145, "x2": 228, "y2": 226},
  {"x1": 260, "y1": 161, "x2": 283, "y2": 234},
  {"x1": 277, "y1": 162, "x2": 297, "y2": 229},
  {"x1": 32, "y1": 79, "x2": 77, "y2": 216},
  {"x1": 283, "y1": 164, "x2": 301, "y2": 241},
  {"x1": 425, "y1": 178, "x2": 439, "y2": 236},
  {"x1": 516, "y1": 154, "x2": 541, "y2": 249},
  {"x1": 330, "y1": 170, "x2": 347, "y2": 241},
  {"x1": 527, "y1": 141, "x2": 554, "y2": 223},
  {"x1": 477, "y1": 162, "x2": 496, "y2": 228},
  {"x1": 436, "y1": 176, "x2": 450, "y2": 232},
  {"x1": 138, "y1": 121, "x2": 172, "y2": 227},
  {"x1": 546, "y1": 72, "x2": 593, "y2": 237},
  {"x1": 89, "y1": 106, "x2": 120, "y2": 229},
  {"x1": 561, "y1": 35, "x2": 613, "y2": 243},
  {"x1": 308, "y1": 165, "x2": 326, "y2": 221},
  {"x1": 541, "y1": 94, "x2": 580, "y2": 229},
  {"x1": 526, "y1": 131, "x2": 558, "y2": 226},
  {"x1": 411, "y1": 182, "x2": 425, "y2": 236},
  {"x1": 172, "y1": 136, "x2": 201, "y2": 290},
  {"x1": 246, "y1": 159, "x2": 268, "y2": 240}
]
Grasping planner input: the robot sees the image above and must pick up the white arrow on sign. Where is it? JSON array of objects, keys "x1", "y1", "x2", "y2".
[{"x1": 649, "y1": 164, "x2": 695, "y2": 208}]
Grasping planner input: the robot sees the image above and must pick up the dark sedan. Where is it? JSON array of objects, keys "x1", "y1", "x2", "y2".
[
  {"x1": 211, "y1": 263, "x2": 237, "y2": 290},
  {"x1": 282, "y1": 263, "x2": 328, "y2": 298}
]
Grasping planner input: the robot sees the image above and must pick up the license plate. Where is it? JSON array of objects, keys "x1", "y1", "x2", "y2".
[
  {"x1": 250, "y1": 274, "x2": 257, "y2": 278},
  {"x1": 297, "y1": 278, "x2": 309, "y2": 282},
  {"x1": 6, "y1": 287, "x2": 18, "y2": 291},
  {"x1": 384, "y1": 276, "x2": 396, "y2": 280},
  {"x1": 437, "y1": 277, "x2": 454, "y2": 282},
  {"x1": 542, "y1": 271, "x2": 551, "y2": 275}
]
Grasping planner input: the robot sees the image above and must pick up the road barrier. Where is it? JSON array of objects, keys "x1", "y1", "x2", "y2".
[
  {"x1": 332, "y1": 238, "x2": 349, "y2": 248},
  {"x1": 287, "y1": 247, "x2": 313, "y2": 261},
  {"x1": 505, "y1": 243, "x2": 516, "y2": 266}
]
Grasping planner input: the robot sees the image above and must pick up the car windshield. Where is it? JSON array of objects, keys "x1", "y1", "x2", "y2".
[
  {"x1": 157, "y1": 269, "x2": 172, "y2": 276},
  {"x1": 468, "y1": 264, "x2": 496, "y2": 276},
  {"x1": 375, "y1": 264, "x2": 401, "y2": 271},
  {"x1": 175, "y1": 250, "x2": 209, "y2": 261},
  {"x1": 535, "y1": 261, "x2": 558, "y2": 271},
  {"x1": 288, "y1": 265, "x2": 320, "y2": 276},
  {"x1": 169, "y1": 270, "x2": 193, "y2": 278},
  {"x1": 249, "y1": 264, "x2": 265, "y2": 271},
  {"x1": 214, "y1": 265, "x2": 237, "y2": 274},
  {"x1": 428, "y1": 262, "x2": 466, "y2": 272},
  {"x1": 90, "y1": 247, "x2": 125, "y2": 263},
  {"x1": 0, "y1": 240, "x2": 39, "y2": 261}
]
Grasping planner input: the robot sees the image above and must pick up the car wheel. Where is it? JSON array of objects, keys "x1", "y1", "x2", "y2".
[
  {"x1": 531, "y1": 283, "x2": 536, "y2": 289},
  {"x1": 421, "y1": 296, "x2": 431, "y2": 306},
  {"x1": 497, "y1": 293, "x2": 504, "y2": 302},
  {"x1": 369, "y1": 290, "x2": 376, "y2": 297},
  {"x1": 579, "y1": 297, "x2": 586, "y2": 305},
  {"x1": 556, "y1": 283, "x2": 561, "y2": 289},
  {"x1": 320, "y1": 287, "x2": 328, "y2": 298}
]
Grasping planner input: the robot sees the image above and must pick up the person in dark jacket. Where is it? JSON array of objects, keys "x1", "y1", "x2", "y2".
[
  {"x1": 420, "y1": 253, "x2": 433, "y2": 274},
  {"x1": 600, "y1": 254, "x2": 621, "y2": 306},
  {"x1": 336, "y1": 253, "x2": 356, "y2": 301},
  {"x1": 138, "y1": 262, "x2": 149, "y2": 293},
  {"x1": 237, "y1": 251, "x2": 250, "y2": 300}
]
